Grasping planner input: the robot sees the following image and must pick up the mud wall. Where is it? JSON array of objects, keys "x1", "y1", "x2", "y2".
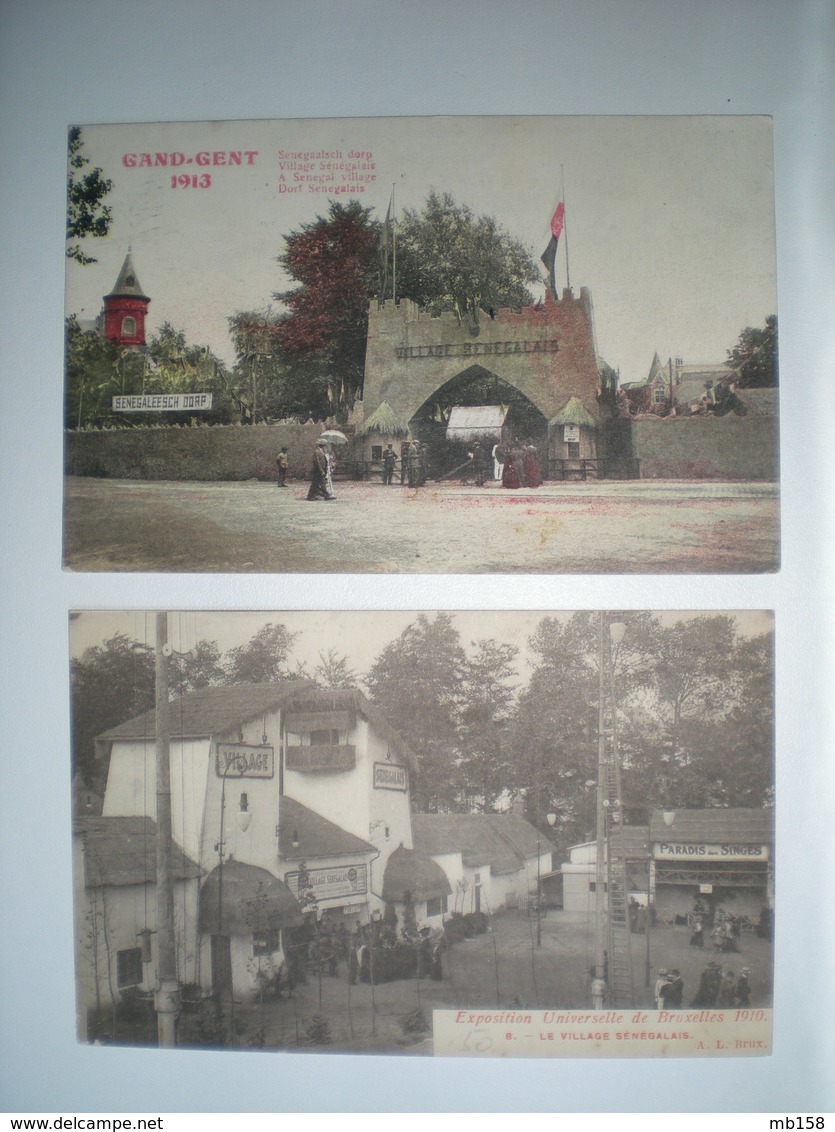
[
  {"x1": 631, "y1": 415, "x2": 778, "y2": 480},
  {"x1": 65, "y1": 421, "x2": 340, "y2": 481}
]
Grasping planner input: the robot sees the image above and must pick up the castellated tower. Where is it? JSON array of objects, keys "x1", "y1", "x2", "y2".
[
  {"x1": 361, "y1": 288, "x2": 604, "y2": 429},
  {"x1": 103, "y1": 251, "x2": 150, "y2": 348}
]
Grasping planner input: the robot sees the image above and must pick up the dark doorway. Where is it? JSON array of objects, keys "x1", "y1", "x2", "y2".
[
  {"x1": 210, "y1": 934, "x2": 232, "y2": 1001},
  {"x1": 410, "y1": 365, "x2": 548, "y2": 478}
]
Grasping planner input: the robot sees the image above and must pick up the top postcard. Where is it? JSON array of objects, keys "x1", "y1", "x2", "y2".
[{"x1": 63, "y1": 116, "x2": 779, "y2": 574}]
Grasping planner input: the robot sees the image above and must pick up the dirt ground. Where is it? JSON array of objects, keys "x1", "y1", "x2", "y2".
[
  {"x1": 210, "y1": 909, "x2": 774, "y2": 1054},
  {"x1": 64, "y1": 477, "x2": 779, "y2": 574}
]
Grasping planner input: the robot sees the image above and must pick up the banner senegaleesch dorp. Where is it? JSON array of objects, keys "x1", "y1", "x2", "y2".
[{"x1": 432, "y1": 1008, "x2": 772, "y2": 1058}]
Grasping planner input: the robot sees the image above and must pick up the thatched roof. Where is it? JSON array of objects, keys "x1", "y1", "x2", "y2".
[
  {"x1": 413, "y1": 813, "x2": 548, "y2": 876},
  {"x1": 99, "y1": 681, "x2": 315, "y2": 743},
  {"x1": 199, "y1": 860, "x2": 303, "y2": 935},
  {"x1": 357, "y1": 401, "x2": 410, "y2": 437},
  {"x1": 76, "y1": 816, "x2": 200, "y2": 888},
  {"x1": 550, "y1": 397, "x2": 597, "y2": 429},
  {"x1": 382, "y1": 846, "x2": 452, "y2": 903}
]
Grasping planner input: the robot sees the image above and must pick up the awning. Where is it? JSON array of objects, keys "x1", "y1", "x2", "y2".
[
  {"x1": 446, "y1": 405, "x2": 508, "y2": 443},
  {"x1": 199, "y1": 860, "x2": 303, "y2": 935},
  {"x1": 382, "y1": 846, "x2": 452, "y2": 903}
]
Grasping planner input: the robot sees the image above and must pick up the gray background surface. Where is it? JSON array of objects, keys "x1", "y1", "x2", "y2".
[{"x1": 1, "y1": 0, "x2": 833, "y2": 1113}]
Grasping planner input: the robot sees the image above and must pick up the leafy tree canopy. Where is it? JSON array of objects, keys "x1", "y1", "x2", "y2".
[
  {"x1": 72, "y1": 634, "x2": 155, "y2": 789},
  {"x1": 314, "y1": 649, "x2": 360, "y2": 689},
  {"x1": 228, "y1": 310, "x2": 331, "y2": 422},
  {"x1": 223, "y1": 623, "x2": 298, "y2": 685},
  {"x1": 395, "y1": 190, "x2": 539, "y2": 323},
  {"x1": 726, "y1": 315, "x2": 778, "y2": 388},
  {"x1": 365, "y1": 613, "x2": 468, "y2": 811},
  {"x1": 72, "y1": 622, "x2": 299, "y2": 794},
  {"x1": 273, "y1": 200, "x2": 381, "y2": 413},
  {"x1": 65, "y1": 317, "x2": 233, "y2": 428},
  {"x1": 67, "y1": 127, "x2": 113, "y2": 264}
]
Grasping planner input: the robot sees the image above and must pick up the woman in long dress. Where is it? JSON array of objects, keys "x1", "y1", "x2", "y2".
[
  {"x1": 523, "y1": 444, "x2": 543, "y2": 487},
  {"x1": 501, "y1": 448, "x2": 521, "y2": 489}
]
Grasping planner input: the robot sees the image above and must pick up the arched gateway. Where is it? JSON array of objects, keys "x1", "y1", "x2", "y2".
[{"x1": 358, "y1": 287, "x2": 618, "y2": 478}]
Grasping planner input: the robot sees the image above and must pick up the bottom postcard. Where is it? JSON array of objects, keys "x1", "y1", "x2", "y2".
[{"x1": 71, "y1": 609, "x2": 774, "y2": 1056}]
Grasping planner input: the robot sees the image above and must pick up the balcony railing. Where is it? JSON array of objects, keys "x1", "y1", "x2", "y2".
[{"x1": 285, "y1": 744, "x2": 356, "y2": 773}]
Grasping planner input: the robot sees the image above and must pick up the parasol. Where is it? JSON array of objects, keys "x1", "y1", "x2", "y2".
[{"x1": 318, "y1": 429, "x2": 349, "y2": 445}]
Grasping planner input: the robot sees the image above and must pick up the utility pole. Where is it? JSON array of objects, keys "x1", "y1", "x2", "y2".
[
  {"x1": 154, "y1": 612, "x2": 179, "y2": 1046},
  {"x1": 592, "y1": 613, "x2": 608, "y2": 1008}
]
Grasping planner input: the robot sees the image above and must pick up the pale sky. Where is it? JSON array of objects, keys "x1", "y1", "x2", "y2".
[
  {"x1": 64, "y1": 116, "x2": 776, "y2": 386},
  {"x1": 70, "y1": 609, "x2": 775, "y2": 684}
]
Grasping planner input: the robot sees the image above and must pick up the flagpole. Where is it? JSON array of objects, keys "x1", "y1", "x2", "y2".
[
  {"x1": 391, "y1": 183, "x2": 396, "y2": 304},
  {"x1": 561, "y1": 165, "x2": 571, "y2": 294}
]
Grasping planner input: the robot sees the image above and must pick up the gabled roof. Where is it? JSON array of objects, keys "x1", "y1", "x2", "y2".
[
  {"x1": 98, "y1": 682, "x2": 414, "y2": 768},
  {"x1": 75, "y1": 816, "x2": 200, "y2": 887},
  {"x1": 412, "y1": 813, "x2": 548, "y2": 876},
  {"x1": 99, "y1": 681, "x2": 315, "y2": 743},
  {"x1": 647, "y1": 351, "x2": 664, "y2": 384},
  {"x1": 199, "y1": 861, "x2": 302, "y2": 935},
  {"x1": 104, "y1": 252, "x2": 150, "y2": 301},
  {"x1": 278, "y1": 795, "x2": 374, "y2": 860},
  {"x1": 649, "y1": 808, "x2": 774, "y2": 844},
  {"x1": 382, "y1": 846, "x2": 452, "y2": 902}
]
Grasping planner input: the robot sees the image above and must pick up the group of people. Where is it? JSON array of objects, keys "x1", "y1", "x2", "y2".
[
  {"x1": 688, "y1": 902, "x2": 743, "y2": 953},
  {"x1": 392, "y1": 440, "x2": 430, "y2": 488},
  {"x1": 653, "y1": 967, "x2": 684, "y2": 1008},
  {"x1": 690, "y1": 961, "x2": 752, "y2": 1008},
  {"x1": 653, "y1": 962, "x2": 753, "y2": 1010},
  {"x1": 494, "y1": 441, "x2": 543, "y2": 489},
  {"x1": 628, "y1": 897, "x2": 650, "y2": 934},
  {"x1": 293, "y1": 435, "x2": 547, "y2": 495}
]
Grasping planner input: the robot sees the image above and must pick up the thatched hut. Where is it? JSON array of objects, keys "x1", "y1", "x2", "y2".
[
  {"x1": 356, "y1": 401, "x2": 410, "y2": 479},
  {"x1": 549, "y1": 396, "x2": 599, "y2": 475}
]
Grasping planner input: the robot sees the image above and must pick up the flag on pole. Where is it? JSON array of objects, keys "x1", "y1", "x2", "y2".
[{"x1": 540, "y1": 201, "x2": 565, "y2": 298}]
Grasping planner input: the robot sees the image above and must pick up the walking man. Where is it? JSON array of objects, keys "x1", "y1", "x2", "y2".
[{"x1": 306, "y1": 440, "x2": 334, "y2": 501}]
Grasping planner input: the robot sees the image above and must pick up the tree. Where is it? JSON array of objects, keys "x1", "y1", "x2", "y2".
[
  {"x1": 508, "y1": 612, "x2": 773, "y2": 852},
  {"x1": 511, "y1": 615, "x2": 600, "y2": 851},
  {"x1": 145, "y1": 323, "x2": 232, "y2": 423},
  {"x1": 67, "y1": 127, "x2": 113, "y2": 264},
  {"x1": 726, "y1": 315, "x2": 778, "y2": 388},
  {"x1": 457, "y1": 639, "x2": 519, "y2": 809},
  {"x1": 365, "y1": 613, "x2": 467, "y2": 811},
  {"x1": 65, "y1": 318, "x2": 233, "y2": 428},
  {"x1": 72, "y1": 622, "x2": 302, "y2": 801},
  {"x1": 168, "y1": 639, "x2": 227, "y2": 696},
  {"x1": 65, "y1": 317, "x2": 124, "y2": 428},
  {"x1": 223, "y1": 623, "x2": 298, "y2": 684},
  {"x1": 228, "y1": 310, "x2": 331, "y2": 422},
  {"x1": 273, "y1": 200, "x2": 381, "y2": 414},
  {"x1": 71, "y1": 634, "x2": 155, "y2": 789},
  {"x1": 394, "y1": 190, "x2": 539, "y2": 325},
  {"x1": 313, "y1": 649, "x2": 360, "y2": 689}
]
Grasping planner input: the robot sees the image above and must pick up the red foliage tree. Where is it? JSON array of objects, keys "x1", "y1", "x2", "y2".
[{"x1": 274, "y1": 200, "x2": 380, "y2": 412}]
